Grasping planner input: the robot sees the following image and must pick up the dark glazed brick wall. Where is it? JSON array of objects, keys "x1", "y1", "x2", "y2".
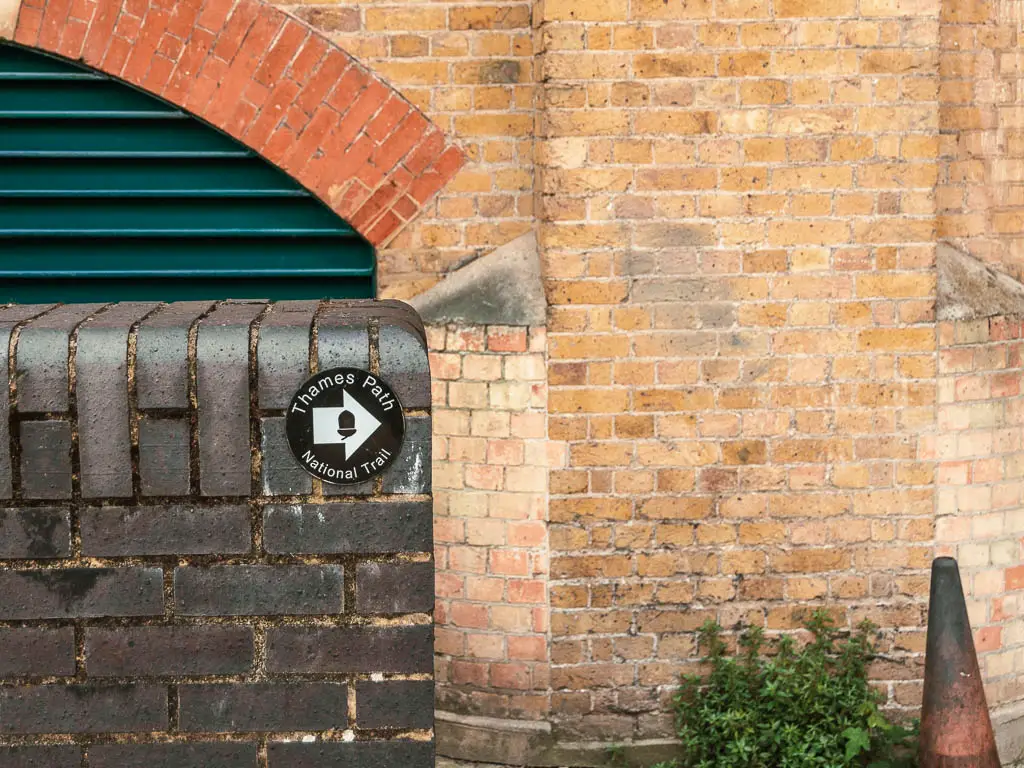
[
  {"x1": 76, "y1": 303, "x2": 160, "y2": 499},
  {"x1": 0, "y1": 301, "x2": 433, "y2": 762},
  {"x1": 0, "y1": 684, "x2": 167, "y2": 733},
  {"x1": 80, "y1": 505, "x2": 251, "y2": 556},
  {"x1": 356, "y1": 561, "x2": 434, "y2": 615}
]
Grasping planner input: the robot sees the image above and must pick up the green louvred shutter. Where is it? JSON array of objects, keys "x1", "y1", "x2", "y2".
[{"x1": 0, "y1": 42, "x2": 376, "y2": 302}]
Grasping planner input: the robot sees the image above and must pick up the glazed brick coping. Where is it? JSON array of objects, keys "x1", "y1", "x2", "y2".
[
  {"x1": 0, "y1": 300, "x2": 434, "y2": 768},
  {"x1": 8, "y1": 0, "x2": 465, "y2": 247}
]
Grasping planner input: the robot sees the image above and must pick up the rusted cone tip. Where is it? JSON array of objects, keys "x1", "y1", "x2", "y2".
[{"x1": 919, "y1": 557, "x2": 1000, "y2": 768}]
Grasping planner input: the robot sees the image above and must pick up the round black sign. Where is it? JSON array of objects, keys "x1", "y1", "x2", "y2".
[{"x1": 285, "y1": 367, "x2": 405, "y2": 485}]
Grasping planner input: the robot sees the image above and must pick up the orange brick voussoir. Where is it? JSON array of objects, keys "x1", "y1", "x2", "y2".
[{"x1": 8, "y1": 0, "x2": 465, "y2": 246}]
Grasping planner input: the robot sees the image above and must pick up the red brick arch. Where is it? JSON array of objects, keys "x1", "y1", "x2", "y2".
[{"x1": 8, "y1": 0, "x2": 465, "y2": 246}]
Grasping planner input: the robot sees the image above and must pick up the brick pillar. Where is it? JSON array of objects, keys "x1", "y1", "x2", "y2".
[
  {"x1": 430, "y1": 323, "x2": 555, "y2": 760},
  {"x1": 0, "y1": 300, "x2": 433, "y2": 767},
  {"x1": 933, "y1": 315, "x2": 1024, "y2": 713}
]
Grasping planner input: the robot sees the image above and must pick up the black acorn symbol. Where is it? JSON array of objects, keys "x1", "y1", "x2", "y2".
[{"x1": 337, "y1": 409, "x2": 357, "y2": 439}]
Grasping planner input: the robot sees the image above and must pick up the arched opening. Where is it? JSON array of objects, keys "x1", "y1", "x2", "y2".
[{"x1": 0, "y1": 42, "x2": 375, "y2": 301}]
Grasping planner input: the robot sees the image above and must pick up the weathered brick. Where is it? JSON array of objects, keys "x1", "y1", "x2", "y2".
[
  {"x1": 0, "y1": 305, "x2": 55, "y2": 499},
  {"x1": 317, "y1": 306, "x2": 369, "y2": 369},
  {"x1": 0, "y1": 508, "x2": 70, "y2": 559},
  {"x1": 323, "y1": 474, "x2": 374, "y2": 497},
  {"x1": 356, "y1": 561, "x2": 434, "y2": 614},
  {"x1": 0, "y1": 746, "x2": 81, "y2": 767},
  {"x1": 379, "y1": 320, "x2": 430, "y2": 409},
  {"x1": 356, "y1": 680, "x2": 434, "y2": 729},
  {"x1": 263, "y1": 501, "x2": 431, "y2": 553},
  {"x1": 88, "y1": 743, "x2": 257, "y2": 768},
  {"x1": 136, "y1": 302, "x2": 213, "y2": 410},
  {"x1": 0, "y1": 627, "x2": 75, "y2": 676},
  {"x1": 16, "y1": 303, "x2": 104, "y2": 414},
  {"x1": 86, "y1": 626, "x2": 254, "y2": 677},
  {"x1": 257, "y1": 301, "x2": 317, "y2": 409},
  {"x1": 196, "y1": 302, "x2": 266, "y2": 496},
  {"x1": 179, "y1": 683, "x2": 348, "y2": 732},
  {"x1": 0, "y1": 684, "x2": 166, "y2": 733},
  {"x1": 0, "y1": 568, "x2": 163, "y2": 619},
  {"x1": 175, "y1": 565, "x2": 343, "y2": 616},
  {"x1": 19, "y1": 420, "x2": 72, "y2": 499},
  {"x1": 267, "y1": 741, "x2": 433, "y2": 768},
  {"x1": 80, "y1": 505, "x2": 250, "y2": 556},
  {"x1": 260, "y1": 417, "x2": 312, "y2": 495},
  {"x1": 266, "y1": 625, "x2": 433, "y2": 673},
  {"x1": 77, "y1": 302, "x2": 159, "y2": 498},
  {"x1": 138, "y1": 417, "x2": 191, "y2": 497},
  {"x1": 382, "y1": 415, "x2": 431, "y2": 494}
]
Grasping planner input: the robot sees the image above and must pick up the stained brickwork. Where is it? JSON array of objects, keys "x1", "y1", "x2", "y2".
[
  {"x1": 0, "y1": 301, "x2": 434, "y2": 767},
  {"x1": 938, "y1": 0, "x2": 1024, "y2": 282},
  {"x1": 536, "y1": 0, "x2": 940, "y2": 746}
]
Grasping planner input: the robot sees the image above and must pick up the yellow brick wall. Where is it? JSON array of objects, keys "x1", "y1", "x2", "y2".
[
  {"x1": 278, "y1": 0, "x2": 537, "y2": 298},
  {"x1": 938, "y1": 0, "x2": 1024, "y2": 281},
  {"x1": 537, "y1": 0, "x2": 940, "y2": 739}
]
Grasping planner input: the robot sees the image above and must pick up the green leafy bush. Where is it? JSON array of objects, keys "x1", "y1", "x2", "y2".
[{"x1": 650, "y1": 611, "x2": 918, "y2": 768}]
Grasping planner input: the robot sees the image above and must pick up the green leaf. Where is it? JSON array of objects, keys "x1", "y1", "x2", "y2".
[{"x1": 843, "y1": 727, "x2": 871, "y2": 761}]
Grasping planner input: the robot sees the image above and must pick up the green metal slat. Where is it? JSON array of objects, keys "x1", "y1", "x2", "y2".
[
  {"x1": 0, "y1": 42, "x2": 376, "y2": 302},
  {"x1": 0, "y1": 120, "x2": 252, "y2": 154},
  {"x1": 0, "y1": 157, "x2": 306, "y2": 194},
  {"x1": 0, "y1": 239, "x2": 375, "y2": 272},
  {"x1": 0, "y1": 198, "x2": 356, "y2": 232},
  {"x1": 0, "y1": 190, "x2": 310, "y2": 198},
  {"x1": 0, "y1": 44, "x2": 94, "y2": 73},
  {"x1": 0, "y1": 111, "x2": 187, "y2": 118},
  {"x1": 0, "y1": 150, "x2": 252, "y2": 158},
  {"x1": 0, "y1": 230, "x2": 353, "y2": 237},
  {"x1": 0, "y1": 277, "x2": 373, "y2": 303},
  {"x1": 0, "y1": 80, "x2": 184, "y2": 114},
  {"x1": 0, "y1": 268, "x2": 373, "y2": 277}
]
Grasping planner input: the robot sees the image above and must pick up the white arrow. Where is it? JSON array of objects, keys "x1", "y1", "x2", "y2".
[
  {"x1": 340, "y1": 390, "x2": 381, "y2": 459},
  {"x1": 311, "y1": 392, "x2": 382, "y2": 460}
]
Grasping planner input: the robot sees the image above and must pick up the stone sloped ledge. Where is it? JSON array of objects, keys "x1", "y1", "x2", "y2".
[
  {"x1": 938, "y1": 242, "x2": 1024, "y2": 322},
  {"x1": 993, "y1": 700, "x2": 1024, "y2": 766},
  {"x1": 410, "y1": 232, "x2": 546, "y2": 327}
]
